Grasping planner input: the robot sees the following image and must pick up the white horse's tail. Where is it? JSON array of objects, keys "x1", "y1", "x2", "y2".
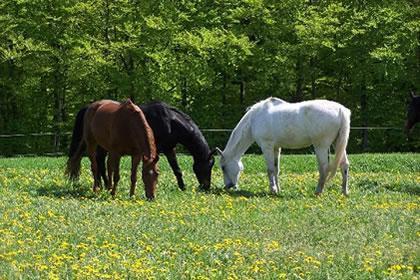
[{"x1": 327, "y1": 107, "x2": 351, "y2": 182}]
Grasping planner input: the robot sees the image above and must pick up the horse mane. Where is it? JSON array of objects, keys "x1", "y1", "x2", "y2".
[
  {"x1": 124, "y1": 100, "x2": 157, "y2": 161},
  {"x1": 224, "y1": 97, "x2": 287, "y2": 158},
  {"x1": 142, "y1": 101, "x2": 196, "y2": 129},
  {"x1": 168, "y1": 105, "x2": 212, "y2": 158},
  {"x1": 223, "y1": 108, "x2": 254, "y2": 159}
]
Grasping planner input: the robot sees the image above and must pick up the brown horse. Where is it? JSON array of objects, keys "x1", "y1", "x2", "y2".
[{"x1": 66, "y1": 99, "x2": 159, "y2": 199}]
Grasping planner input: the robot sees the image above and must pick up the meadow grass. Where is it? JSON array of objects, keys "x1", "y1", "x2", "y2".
[{"x1": 0, "y1": 153, "x2": 418, "y2": 279}]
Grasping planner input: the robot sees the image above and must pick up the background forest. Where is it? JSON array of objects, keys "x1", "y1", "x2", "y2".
[{"x1": 0, "y1": 0, "x2": 419, "y2": 155}]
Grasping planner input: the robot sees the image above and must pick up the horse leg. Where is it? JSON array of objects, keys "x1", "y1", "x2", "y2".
[
  {"x1": 109, "y1": 153, "x2": 121, "y2": 197},
  {"x1": 340, "y1": 151, "x2": 350, "y2": 196},
  {"x1": 274, "y1": 148, "x2": 281, "y2": 191},
  {"x1": 260, "y1": 144, "x2": 278, "y2": 194},
  {"x1": 96, "y1": 146, "x2": 108, "y2": 189},
  {"x1": 165, "y1": 149, "x2": 185, "y2": 190},
  {"x1": 87, "y1": 143, "x2": 100, "y2": 193},
  {"x1": 106, "y1": 155, "x2": 113, "y2": 191},
  {"x1": 314, "y1": 146, "x2": 329, "y2": 195},
  {"x1": 130, "y1": 155, "x2": 141, "y2": 197}
]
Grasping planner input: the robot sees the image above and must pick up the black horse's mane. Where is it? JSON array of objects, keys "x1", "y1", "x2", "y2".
[{"x1": 143, "y1": 101, "x2": 200, "y2": 132}]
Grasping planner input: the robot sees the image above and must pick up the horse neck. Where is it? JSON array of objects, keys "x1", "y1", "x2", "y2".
[
  {"x1": 223, "y1": 111, "x2": 254, "y2": 160},
  {"x1": 180, "y1": 128, "x2": 211, "y2": 162}
]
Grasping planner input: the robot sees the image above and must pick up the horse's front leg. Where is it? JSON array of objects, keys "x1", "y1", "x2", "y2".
[
  {"x1": 130, "y1": 155, "x2": 141, "y2": 197},
  {"x1": 260, "y1": 143, "x2": 279, "y2": 194},
  {"x1": 164, "y1": 148, "x2": 185, "y2": 191}
]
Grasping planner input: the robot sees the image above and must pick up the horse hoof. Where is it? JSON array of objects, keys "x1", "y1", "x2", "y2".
[
  {"x1": 270, "y1": 188, "x2": 279, "y2": 194},
  {"x1": 315, "y1": 192, "x2": 322, "y2": 197}
]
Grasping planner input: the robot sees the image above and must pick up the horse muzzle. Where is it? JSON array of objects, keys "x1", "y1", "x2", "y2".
[
  {"x1": 225, "y1": 183, "x2": 237, "y2": 190},
  {"x1": 199, "y1": 181, "x2": 211, "y2": 191}
]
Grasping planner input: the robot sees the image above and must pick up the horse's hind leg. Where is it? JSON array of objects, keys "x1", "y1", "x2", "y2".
[
  {"x1": 87, "y1": 143, "x2": 100, "y2": 193},
  {"x1": 106, "y1": 155, "x2": 113, "y2": 191},
  {"x1": 340, "y1": 152, "x2": 350, "y2": 196},
  {"x1": 260, "y1": 143, "x2": 279, "y2": 194},
  {"x1": 165, "y1": 148, "x2": 185, "y2": 191},
  {"x1": 314, "y1": 146, "x2": 329, "y2": 195},
  {"x1": 274, "y1": 148, "x2": 281, "y2": 191},
  {"x1": 130, "y1": 155, "x2": 141, "y2": 197},
  {"x1": 96, "y1": 146, "x2": 108, "y2": 189}
]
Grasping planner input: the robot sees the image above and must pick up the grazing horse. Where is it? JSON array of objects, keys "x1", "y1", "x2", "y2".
[
  {"x1": 66, "y1": 99, "x2": 159, "y2": 199},
  {"x1": 68, "y1": 101, "x2": 215, "y2": 191},
  {"x1": 405, "y1": 91, "x2": 420, "y2": 134},
  {"x1": 217, "y1": 97, "x2": 351, "y2": 196}
]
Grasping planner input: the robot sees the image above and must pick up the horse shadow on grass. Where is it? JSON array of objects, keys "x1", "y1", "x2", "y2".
[
  {"x1": 355, "y1": 179, "x2": 420, "y2": 196},
  {"x1": 383, "y1": 183, "x2": 420, "y2": 196},
  {"x1": 204, "y1": 186, "x2": 309, "y2": 200},
  {"x1": 35, "y1": 183, "x2": 107, "y2": 200},
  {"x1": 205, "y1": 187, "x2": 271, "y2": 198}
]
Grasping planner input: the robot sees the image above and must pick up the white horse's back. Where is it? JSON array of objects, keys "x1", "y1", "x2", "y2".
[{"x1": 249, "y1": 98, "x2": 349, "y2": 149}]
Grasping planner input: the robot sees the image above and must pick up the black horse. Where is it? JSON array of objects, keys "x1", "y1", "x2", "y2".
[
  {"x1": 406, "y1": 91, "x2": 420, "y2": 134},
  {"x1": 68, "y1": 101, "x2": 216, "y2": 190}
]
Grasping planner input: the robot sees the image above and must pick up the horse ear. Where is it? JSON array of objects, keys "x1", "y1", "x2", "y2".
[
  {"x1": 410, "y1": 90, "x2": 416, "y2": 99},
  {"x1": 215, "y1": 147, "x2": 224, "y2": 157},
  {"x1": 207, "y1": 148, "x2": 217, "y2": 161},
  {"x1": 153, "y1": 154, "x2": 160, "y2": 164}
]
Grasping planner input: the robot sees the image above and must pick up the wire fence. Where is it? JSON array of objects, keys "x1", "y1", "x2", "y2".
[
  {"x1": 0, "y1": 126, "x2": 415, "y2": 157},
  {"x1": 0, "y1": 127, "x2": 404, "y2": 138}
]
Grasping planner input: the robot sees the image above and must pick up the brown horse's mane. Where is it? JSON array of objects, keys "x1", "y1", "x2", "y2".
[{"x1": 122, "y1": 100, "x2": 157, "y2": 162}]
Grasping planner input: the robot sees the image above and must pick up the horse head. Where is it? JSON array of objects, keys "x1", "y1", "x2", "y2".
[
  {"x1": 217, "y1": 147, "x2": 243, "y2": 190},
  {"x1": 405, "y1": 91, "x2": 420, "y2": 134},
  {"x1": 193, "y1": 149, "x2": 217, "y2": 190},
  {"x1": 142, "y1": 155, "x2": 159, "y2": 200}
]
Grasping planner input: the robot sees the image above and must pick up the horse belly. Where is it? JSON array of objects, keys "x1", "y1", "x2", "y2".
[{"x1": 274, "y1": 132, "x2": 313, "y2": 149}]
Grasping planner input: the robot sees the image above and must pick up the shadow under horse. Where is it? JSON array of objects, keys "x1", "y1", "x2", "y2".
[
  {"x1": 68, "y1": 101, "x2": 216, "y2": 191},
  {"x1": 66, "y1": 99, "x2": 159, "y2": 199}
]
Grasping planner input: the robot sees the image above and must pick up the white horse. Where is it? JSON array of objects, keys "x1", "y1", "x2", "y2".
[{"x1": 217, "y1": 97, "x2": 351, "y2": 195}]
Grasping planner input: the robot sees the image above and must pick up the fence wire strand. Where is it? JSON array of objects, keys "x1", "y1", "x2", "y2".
[{"x1": 0, "y1": 127, "x2": 403, "y2": 138}]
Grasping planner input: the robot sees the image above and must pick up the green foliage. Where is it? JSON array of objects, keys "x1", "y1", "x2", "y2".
[
  {"x1": 0, "y1": 154, "x2": 418, "y2": 278},
  {"x1": 0, "y1": 0, "x2": 419, "y2": 154}
]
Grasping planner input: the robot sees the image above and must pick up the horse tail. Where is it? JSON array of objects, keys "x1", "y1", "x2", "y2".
[
  {"x1": 65, "y1": 107, "x2": 87, "y2": 181},
  {"x1": 327, "y1": 107, "x2": 351, "y2": 182}
]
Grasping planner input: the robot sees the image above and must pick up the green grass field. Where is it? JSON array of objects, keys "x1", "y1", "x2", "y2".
[{"x1": 0, "y1": 153, "x2": 419, "y2": 279}]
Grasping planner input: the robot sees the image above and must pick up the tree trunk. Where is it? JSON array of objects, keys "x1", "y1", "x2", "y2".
[
  {"x1": 294, "y1": 56, "x2": 304, "y2": 101},
  {"x1": 52, "y1": 58, "x2": 67, "y2": 153},
  {"x1": 336, "y1": 70, "x2": 343, "y2": 99},
  {"x1": 222, "y1": 73, "x2": 226, "y2": 104},
  {"x1": 181, "y1": 78, "x2": 187, "y2": 109},
  {"x1": 310, "y1": 57, "x2": 316, "y2": 99},
  {"x1": 360, "y1": 82, "x2": 368, "y2": 151},
  {"x1": 239, "y1": 80, "x2": 245, "y2": 104}
]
